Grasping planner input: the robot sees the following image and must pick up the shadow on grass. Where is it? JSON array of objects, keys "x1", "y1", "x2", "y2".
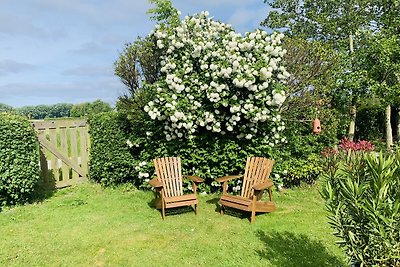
[
  {"x1": 206, "y1": 198, "x2": 270, "y2": 223},
  {"x1": 29, "y1": 181, "x2": 55, "y2": 205},
  {"x1": 206, "y1": 197, "x2": 220, "y2": 212},
  {"x1": 255, "y1": 230, "x2": 345, "y2": 267},
  {"x1": 147, "y1": 196, "x2": 197, "y2": 218}
]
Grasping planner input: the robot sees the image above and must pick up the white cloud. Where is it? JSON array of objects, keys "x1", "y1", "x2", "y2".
[
  {"x1": 0, "y1": 14, "x2": 45, "y2": 37},
  {"x1": 0, "y1": 60, "x2": 36, "y2": 76},
  {"x1": 68, "y1": 42, "x2": 107, "y2": 55}
]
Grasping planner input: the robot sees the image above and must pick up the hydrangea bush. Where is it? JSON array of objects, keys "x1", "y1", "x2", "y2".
[{"x1": 144, "y1": 12, "x2": 289, "y2": 146}]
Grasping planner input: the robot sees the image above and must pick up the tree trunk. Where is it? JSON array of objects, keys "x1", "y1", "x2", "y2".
[
  {"x1": 386, "y1": 105, "x2": 393, "y2": 151},
  {"x1": 348, "y1": 105, "x2": 356, "y2": 141},
  {"x1": 347, "y1": 33, "x2": 357, "y2": 141}
]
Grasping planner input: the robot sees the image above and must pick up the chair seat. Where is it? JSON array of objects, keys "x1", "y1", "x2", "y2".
[
  {"x1": 164, "y1": 193, "x2": 197, "y2": 203},
  {"x1": 220, "y1": 194, "x2": 276, "y2": 213},
  {"x1": 220, "y1": 194, "x2": 252, "y2": 211},
  {"x1": 164, "y1": 193, "x2": 198, "y2": 208}
]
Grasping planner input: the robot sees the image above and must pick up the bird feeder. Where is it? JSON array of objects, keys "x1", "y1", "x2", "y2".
[{"x1": 313, "y1": 118, "x2": 321, "y2": 134}]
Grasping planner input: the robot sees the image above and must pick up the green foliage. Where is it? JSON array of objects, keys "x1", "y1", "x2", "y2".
[
  {"x1": 357, "y1": 33, "x2": 400, "y2": 105},
  {"x1": 16, "y1": 103, "x2": 73, "y2": 119},
  {"x1": 147, "y1": 0, "x2": 180, "y2": 26},
  {"x1": 263, "y1": 0, "x2": 373, "y2": 49},
  {"x1": 0, "y1": 103, "x2": 14, "y2": 113},
  {"x1": 114, "y1": 36, "x2": 161, "y2": 96},
  {"x1": 321, "y1": 151, "x2": 400, "y2": 266},
  {"x1": 88, "y1": 112, "x2": 136, "y2": 186},
  {"x1": 70, "y1": 99, "x2": 112, "y2": 117},
  {"x1": 274, "y1": 105, "x2": 343, "y2": 187},
  {"x1": 282, "y1": 37, "x2": 340, "y2": 98},
  {"x1": 355, "y1": 98, "x2": 385, "y2": 141},
  {"x1": 0, "y1": 113, "x2": 40, "y2": 208},
  {"x1": 95, "y1": 95, "x2": 281, "y2": 190}
]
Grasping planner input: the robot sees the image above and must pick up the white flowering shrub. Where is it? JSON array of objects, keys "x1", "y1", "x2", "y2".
[{"x1": 144, "y1": 11, "x2": 289, "y2": 146}]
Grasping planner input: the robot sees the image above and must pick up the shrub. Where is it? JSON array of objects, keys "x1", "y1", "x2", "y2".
[
  {"x1": 110, "y1": 9, "x2": 291, "y2": 191},
  {"x1": 272, "y1": 106, "x2": 342, "y2": 187},
  {"x1": 0, "y1": 113, "x2": 40, "y2": 208},
  {"x1": 88, "y1": 112, "x2": 136, "y2": 186},
  {"x1": 127, "y1": 130, "x2": 277, "y2": 192},
  {"x1": 321, "y1": 150, "x2": 400, "y2": 266},
  {"x1": 145, "y1": 12, "x2": 288, "y2": 144}
]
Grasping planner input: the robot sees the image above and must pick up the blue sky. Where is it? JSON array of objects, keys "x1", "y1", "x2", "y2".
[{"x1": 0, "y1": 0, "x2": 271, "y2": 107}]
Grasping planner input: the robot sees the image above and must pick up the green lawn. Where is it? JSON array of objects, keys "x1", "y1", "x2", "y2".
[{"x1": 0, "y1": 183, "x2": 346, "y2": 267}]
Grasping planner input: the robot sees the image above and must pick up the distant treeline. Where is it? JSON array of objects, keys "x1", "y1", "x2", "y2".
[{"x1": 0, "y1": 99, "x2": 112, "y2": 119}]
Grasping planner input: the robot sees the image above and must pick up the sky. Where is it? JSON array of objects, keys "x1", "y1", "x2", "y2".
[{"x1": 0, "y1": 0, "x2": 271, "y2": 108}]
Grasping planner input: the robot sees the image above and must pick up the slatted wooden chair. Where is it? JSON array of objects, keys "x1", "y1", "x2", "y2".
[
  {"x1": 216, "y1": 157, "x2": 276, "y2": 224},
  {"x1": 148, "y1": 157, "x2": 204, "y2": 220}
]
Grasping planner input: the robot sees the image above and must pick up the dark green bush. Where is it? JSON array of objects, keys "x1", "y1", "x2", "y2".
[
  {"x1": 321, "y1": 151, "x2": 400, "y2": 266},
  {"x1": 272, "y1": 104, "x2": 342, "y2": 187},
  {"x1": 90, "y1": 85, "x2": 342, "y2": 191},
  {"x1": 0, "y1": 113, "x2": 40, "y2": 208},
  {"x1": 90, "y1": 102, "x2": 278, "y2": 191},
  {"x1": 129, "y1": 131, "x2": 276, "y2": 192},
  {"x1": 88, "y1": 112, "x2": 136, "y2": 186},
  {"x1": 355, "y1": 99, "x2": 385, "y2": 142}
]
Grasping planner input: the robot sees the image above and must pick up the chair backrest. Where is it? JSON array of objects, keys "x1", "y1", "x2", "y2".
[
  {"x1": 241, "y1": 157, "x2": 275, "y2": 198},
  {"x1": 153, "y1": 157, "x2": 183, "y2": 197}
]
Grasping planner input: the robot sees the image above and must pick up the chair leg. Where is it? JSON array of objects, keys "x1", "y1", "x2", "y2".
[
  {"x1": 161, "y1": 200, "x2": 166, "y2": 221},
  {"x1": 251, "y1": 196, "x2": 256, "y2": 224},
  {"x1": 268, "y1": 187, "x2": 273, "y2": 202},
  {"x1": 251, "y1": 209, "x2": 256, "y2": 224},
  {"x1": 220, "y1": 205, "x2": 224, "y2": 215},
  {"x1": 195, "y1": 203, "x2": 198, "y2": 215}
]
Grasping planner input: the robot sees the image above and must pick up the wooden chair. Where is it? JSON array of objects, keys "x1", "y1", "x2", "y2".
[
  {"x1": 216, "y1": 157, "x2": 276, "y2": 224},
  {"x1": 148, "y1": 157, "x2": 204, "y2": 220}
]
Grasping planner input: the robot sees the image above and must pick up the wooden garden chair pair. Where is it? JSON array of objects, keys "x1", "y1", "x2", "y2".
[{"x1": 149, "y1": 156, "x2": 276, "y2": 223}]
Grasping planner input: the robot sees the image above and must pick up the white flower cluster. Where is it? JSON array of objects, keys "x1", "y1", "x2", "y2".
[
  {"x1": 135, "y1": 161, "x2": 149, "y2": 181},
  {"x1": 145, "y1": 11, "x2": 289, "y2": 144}
]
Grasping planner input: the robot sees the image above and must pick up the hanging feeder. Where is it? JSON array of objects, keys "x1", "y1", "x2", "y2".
[{"x1": 313, "y1": 118, "x2": 321, "y2": 134}]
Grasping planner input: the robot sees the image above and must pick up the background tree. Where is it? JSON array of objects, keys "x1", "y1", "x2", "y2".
[
  {"x1": 114, "y1": 0, "x2": 179, "y2": 119},
  {"x1": 358, "y1": 33, "x2": 400, "y2": 149},
  {"x1": 0, "y1": 103, "x2": 13, "y2": 113},
  {"x1": 114, "y1": 37, "x2": 161, "y2": 114},
  {"x1": 49, "y1": 103, "x2": 73, "y2": 118},
  {"x1": 263, "y1": 0, "x2": 375, "y2": 141},
  {"x1": 70, "y1": 100, "x2": 112, "y2": 117}
]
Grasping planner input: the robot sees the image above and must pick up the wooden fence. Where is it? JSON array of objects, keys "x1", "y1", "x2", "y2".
[{"x1": 31, "y1": 119, "x2": 89, "y2": 188}]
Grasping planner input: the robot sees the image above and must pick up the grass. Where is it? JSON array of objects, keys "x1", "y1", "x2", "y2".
[{"x1": 0, "y1": 183, "x2": 346, "y2": 267}]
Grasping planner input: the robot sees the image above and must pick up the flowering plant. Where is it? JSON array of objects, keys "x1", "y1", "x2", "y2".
[
  {"x1": 144, "y1": 11, "x2": 289, "y2": 146},
  {"x1": 338, "y1": 137, "x2": 374, "y2": 152}
]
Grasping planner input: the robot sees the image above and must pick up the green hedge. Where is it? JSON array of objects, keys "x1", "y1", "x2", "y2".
[
  {"x1": 88, "y1": 112, "x2": 136, "y2": 186},
  {"x1": 88, "y1": 106, "x2": 341, "y2": 191},
  {"x1": 88, "y1": 109, "x2": 279, "y2": 191},
  {"x1": 0, "y1": 113, "x2": 40, "y2": 208}
]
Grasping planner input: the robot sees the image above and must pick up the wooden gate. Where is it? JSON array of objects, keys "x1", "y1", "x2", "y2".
[{"x1": 31, "y1": 119, "x2": 89, "y2": 188}]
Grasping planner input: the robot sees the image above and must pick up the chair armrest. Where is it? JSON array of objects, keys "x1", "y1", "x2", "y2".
[
  {"x1": 183, "y1": 175, "x2": 204, "y2": 183},
  {"x1": 253, "y1": 180, "x2": 274, "y2": 191},
  {"x1": 148, "y1": 178, "x2": 163, "y2": 188},
  {"x1": 216, "y1": 175, "x2": 243, "y2": 183}
]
